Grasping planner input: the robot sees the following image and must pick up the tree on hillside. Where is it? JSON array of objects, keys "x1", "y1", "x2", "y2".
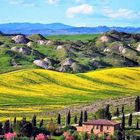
[
  {"x1": 74, "y1": 115, "x2": 77, "y2": 124},
  {"x1": 14, "y1": 117, "x2": 16, "y2": 125},
  {"x1": 128, "y1": 113, "x2": 133, "y2": 127},
  {"x1": 104, "y1": 104, "x2": 112, "y2": 120},
  {"x1": 32, "y1": 115, "x2": 36, "y2": 126},
  {"x1": 0, "y1": 123, "x2": 4, "y2": 135},
  {"x1": 79, "y1": 111, "x2": 83, "y2": 126},
  {"x1": 121, "y1": 113, "x2": 125, "y2": 130},
  {"x1": 116, "y1": 108, "x2": 120, "y2": 117},
  {"x1": 47, "y1": 119, "x2": 56, "y2": 136},
  {"x1": 57, "y1": 113, "x2": 61, "y2": 125},
  {"x1": 66, "y1": 110, "x2": 71, "y2": 125},
  {"x1": 136, "y1": 120, "x2": 139, "y2": 129},
  {"x1": 95, "y1": 109, "x2": 105, "y2": 119},
  {"x1": 84, "y1": 110, "x2": 88, "y2": 122},
  {"x1": 135, "y1": 96, "x2": 140, "y2": 112},
  {"x1": 121, "y1": 106, "x2": 124, "y2": 114},
  {"x1": 4, "y1": 120, "x2": 10, "y2": 133},
  {"x1": 21, "y1": 122, "x2": 33, "y2": 137},
  {"x1": 39, "y1": 119, "x2": 43, "y2": 128}
]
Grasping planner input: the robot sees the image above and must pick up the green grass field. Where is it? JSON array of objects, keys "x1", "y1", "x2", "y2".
[
  {"x1": 46, "y1": 34, "x2": 100, "y2": 41},
  {"x1": 0, "y1": 67, "x2": 140, "y2": 121}
]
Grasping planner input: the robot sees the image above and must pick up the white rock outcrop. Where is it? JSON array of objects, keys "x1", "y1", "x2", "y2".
[
  {"x1": 33, "y1": 60, "x2": 49, "y2": 69},
  {"x1": 136, "y1": 43, "x2": 140, "y2": 52},
  {"x1": 12, "y1": 35, "x2": 29, "y2": 44},
  {"x1": 99, "y1": 35, "x2": 109, "y2": 43}
]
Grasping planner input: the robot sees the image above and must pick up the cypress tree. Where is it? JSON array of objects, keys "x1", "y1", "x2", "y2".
[
  {"x1": 128, "y1": 113, "x2": 133, "y2": 127},
  {"x1": 122, "y1": 113, "x2": 125, "y2": 130},
  {"x1": 14, "y1": 117, "x2": 16, "y2": 125},
  {"x1": 104, "y1": 104, "x2": 112, "y2": 120},
  {"x1": 84, "y1": 110, "x2": 88, "y2": 122},
  {"x1": 57, "y1": 113, "x2": 61, "y2": 125},
  {"x1": 136, "y1": 120, "x2": 139, "y2": 129},
  {"x1": 4, "y1": 120, "x2": 10, "y2": 133},
  {"x1": 39, "y1": 119, "x2": 43, "y2": 128},
  {"x1": 32, "y1": 115, "x2": 36, "y2": 126},
  {"x1": 0, "y1": 122, "x2": 3, "y2": 135},
  {"x1": 79, "y1": 111, "x2": 83, "y2": 126},
  {"x1": 135, "y1": 96, "x2": 140, "y2": 112},
  {"x1": 74, "y1": 115, "x2": 77, "y2": 124},
  {"x1": 122, "y1": 106, "x2": 124, "y2": 114},
  {"x1": 116, "y1": 108, "x2": 120, "y2": 117},
  {"x1": 66, "y1": 110, "x2": 71, "y2": 125}
]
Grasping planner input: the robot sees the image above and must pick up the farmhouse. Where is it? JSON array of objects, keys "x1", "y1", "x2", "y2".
[{"x1": 77, "y1": 119, "x2": 120, "y2": 136}]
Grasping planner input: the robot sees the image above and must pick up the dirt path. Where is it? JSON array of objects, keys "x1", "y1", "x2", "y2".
[{"x1": 112, "y1": 112, "x2": 140, "y2": 119}]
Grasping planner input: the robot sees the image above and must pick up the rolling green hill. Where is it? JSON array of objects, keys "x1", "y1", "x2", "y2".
[
  {"x1": 0, "y1": 67, "x2": 140, "y2": 120},
  {"x1": 46, "y1": 34, "x2": 100, "y2": 41}
]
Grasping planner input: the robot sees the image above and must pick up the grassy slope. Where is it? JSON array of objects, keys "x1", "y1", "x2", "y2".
[
  {"x1": 0, "y1": 67, "x2": 140, "y2": 120},
  {"x1": 46, "y1": 34, "x2": 100, "y2": 41}
]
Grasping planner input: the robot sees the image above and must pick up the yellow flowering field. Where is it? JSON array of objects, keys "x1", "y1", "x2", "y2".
[{"x1": 0, "y1": 67, "x2": 140, "y2": 119}]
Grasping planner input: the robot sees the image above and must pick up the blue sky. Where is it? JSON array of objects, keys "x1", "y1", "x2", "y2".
[{"x1": 0, "y1": 0, "x2": 140, "y2": 27}]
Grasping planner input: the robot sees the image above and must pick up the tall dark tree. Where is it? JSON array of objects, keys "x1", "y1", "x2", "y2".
[
  {"x1": 10, "y1": 124, "x2": 13, "y2": 133},
  {"x1": 21, "y1": 122, "x2": 33, "y2": 137},
  {"x1": 136, "y1": 120, "x2": 139, "y2": 129},
  {"x1": 4, "y1": 120, "x2": 10, "y2": 133},
  {"x1": 32, "y1": 115, "x2": 36, "y2": 126},
  {"x1": 57, "y1": 113, "x2": 61, "y2": 125},
  {"x1": 66, "y1": 110, "x2": 71, "y2": 125},
  {"x1": 84, "y1": 110, "x2": 88, "y2": 122},
  {"x1": 74, "y1": 115, "x2": 77, "y2": 124},
  {"x1": 128, "y1": 113, "x2": 133, "y2": 127},
  {"x1": 0, "y1": 122, "x2": 4, "y2": 135},
  {"x1": 104, "y1": 104, "x2": 112, "y2": 120},
  {"x1": 20, "y1": 117, "x2": 27, "y2": 128},
  {"x1": 39, "y1": 119, "x2": 43, "y2": 128},
  {"x1": 135, "y1": 96, "x2": 140, "y2": 112},
  {"x1": 122, "y1": 113, "x2": 125, "y2": 130},
  {"x1": 79, "y1": 111, "x2": 83, "y2": 126},
  {"x1": 14, "y1": 117, "x2": 16, "y2": 125},
  {"x1": 116, "y1": 108, "x2": 120, "y2": 117},
  {"x1": 121, "y1": 106, "x2": 124, "y2": 114}
]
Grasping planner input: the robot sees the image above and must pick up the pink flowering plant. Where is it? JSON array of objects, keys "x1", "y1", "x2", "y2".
[
  {"x1": 35, "y1": 133, "x2": 48, "y2": 140},
  {"x1": 4, "y1": 132, "x2": 17, "y2": 140}
]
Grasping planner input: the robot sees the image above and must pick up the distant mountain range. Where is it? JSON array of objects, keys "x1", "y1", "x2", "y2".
[{"x1": 0, "y1": 23, "x2": 140, "y2": 35}]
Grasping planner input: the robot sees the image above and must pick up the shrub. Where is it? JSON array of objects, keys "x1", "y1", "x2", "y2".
[
  {"x1": 95, "y1": 109, "x2": 105, "y2": 119},
  {"x1": 72, "y1": 131, "x2": 81, "y2": 140},
  {"x1": 63, "y1": 126, "x2": 77, "y2": 132}
]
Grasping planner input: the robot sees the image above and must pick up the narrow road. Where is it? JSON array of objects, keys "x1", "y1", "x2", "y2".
[{"x1": 112, "y1": 112, "x2": 140, "y2": 119}]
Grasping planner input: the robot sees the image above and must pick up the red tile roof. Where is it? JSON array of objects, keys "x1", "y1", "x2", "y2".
[{"x1": 83, "y1": 119, "x2": 120, "y2": 126}]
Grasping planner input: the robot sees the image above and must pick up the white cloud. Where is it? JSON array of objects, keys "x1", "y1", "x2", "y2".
[
  {"x1": 9, "y1": 0, "x2": 35, "y2": 7},
  {"x1": 104, "y1": 8, "x2": 138, "y2": 19},
  {"x1": 66, "y1": 4, "x2": 93, "y2": 18}
]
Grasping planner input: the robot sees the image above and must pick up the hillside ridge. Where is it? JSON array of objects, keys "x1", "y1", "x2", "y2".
[{"x1": 0, "y1": 67, "x2": 140, "y2": 118}]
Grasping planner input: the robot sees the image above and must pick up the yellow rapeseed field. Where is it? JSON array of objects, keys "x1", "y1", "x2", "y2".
[{"x1": 0, "y1": 67, "x2": 140, "y2": 120}]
